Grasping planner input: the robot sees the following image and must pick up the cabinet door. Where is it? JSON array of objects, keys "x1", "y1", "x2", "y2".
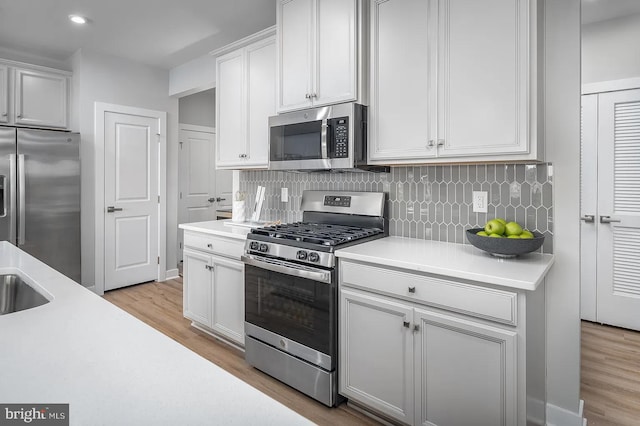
[
  {"x1": 245, "y1": 37, "x2": 276, "y2": 168},
  {"x1": 314, "y1": 0, "x2": 358, "y2": 107},
  {"x1": 183, "y1": 248, "x2": 212, "y2": 327},
  {"x1": 437, "y1": 0, "x2": 530, "y2": 158},
  {"x1": 414, "y1": 308, "x2": 517, "y2": 426},
  {"x1": 14, "y1": 68, "x2": 68, "y2": 128},
  {"x1": 339, "y1": 288, "x2": 414, "y2": 424},
  {"x1": 368, "y1": 0, "x2": 437, "y2": 162},
  {"x1": 216, "y1": 49, "x2": 247, "y2": 168},
  {"x1": 211, "y1": 255, "x2": 245, "y2": 345},
  {"x1": 277, "y1": 0, "x2": 314, "y2": 112},
  {"x1": 0, "y1": 65, "x2": 8, "y2": 124}
]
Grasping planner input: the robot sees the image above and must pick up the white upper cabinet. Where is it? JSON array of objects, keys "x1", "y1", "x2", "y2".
[
  {"x1": 0, "y1": 65, "x2": 8, "y2": 124},
  {"x1": 369, "y1": 0, "x2": 436, "y2": 161},
  {"x1": 0, "y1": 62, "x2": 70, "y2": 129},
  {"x1": 277, "y1": 0, "x2": 363, "y2": 112},
  {"x1": 216, "y1": 36, "x2": 275, "y2": 169},
  {"x1": 14, "y1": 68, "x2": 68, "y2": 129},
  {"x1": 369, "y1": 0, "x2": 541, "y2": 164}
]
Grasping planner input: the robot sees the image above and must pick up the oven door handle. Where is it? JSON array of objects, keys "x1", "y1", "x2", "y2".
[{"x1": 241, "y1": 255, "x2": 332, "y2": 284}]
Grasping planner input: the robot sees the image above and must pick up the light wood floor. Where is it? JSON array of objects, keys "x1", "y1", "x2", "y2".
[
  {"x1": 103, "y1": 278, "x2": 380, "y2": 426},
  {"x1": 581, "y1": 320, "x2": 640, "y2": 426}
]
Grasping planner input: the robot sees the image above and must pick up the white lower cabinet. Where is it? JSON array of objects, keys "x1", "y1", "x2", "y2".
[
  {"x1": 339, "y1": 259, "x2": 543, "y2": 426},
  {"x1": 183, "y1": 232, "x2": 245, "y2": 347}
]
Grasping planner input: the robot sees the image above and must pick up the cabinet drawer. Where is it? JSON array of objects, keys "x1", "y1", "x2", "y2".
[
  {"x1": 340, "y1": 261, "x2": 517, "y2": 326},
  {"x1": 184, "y1": 231, "x2": 245, "y2": 260}
]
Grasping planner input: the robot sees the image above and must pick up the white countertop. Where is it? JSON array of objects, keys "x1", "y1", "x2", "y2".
[
  {"x1": 335, "y1": 237, "x2": 554, "y2": 291},
  {"x1": 0, "y1": 242, "x2": 311, "y2": 426},
  {"x1": 179, "y1": 219, "x2": 251, "y2": 240}
]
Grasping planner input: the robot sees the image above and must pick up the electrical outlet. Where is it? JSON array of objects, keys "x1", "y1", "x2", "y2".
[
  {"x1": 472, "y1": 191, "x2": 488, "y2": 213},
  {"x1": 281, "y1": 187, "x2": 289, "y2": 203}
]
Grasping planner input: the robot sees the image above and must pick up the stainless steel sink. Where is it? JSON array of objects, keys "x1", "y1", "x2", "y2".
[{"x1": 0, "y1": 274, "x2": 50, "y2": 315}]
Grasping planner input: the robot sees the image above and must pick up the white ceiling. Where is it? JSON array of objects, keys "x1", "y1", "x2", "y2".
[
  {"x1": 582, "y1": 0, "x2": 640, "y2": 25},
  {"x1": 0, "y1": 0, "x2": 276, "y2": 69}
]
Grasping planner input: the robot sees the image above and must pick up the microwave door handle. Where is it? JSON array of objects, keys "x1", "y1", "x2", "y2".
[{"x1": 321, "y1": 119, "x2": 329, "y2": 159}]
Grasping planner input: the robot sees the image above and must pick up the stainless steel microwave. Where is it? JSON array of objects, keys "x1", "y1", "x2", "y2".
[{"x1": 269, "y1": 103, "x2": 376, "y2": 171}]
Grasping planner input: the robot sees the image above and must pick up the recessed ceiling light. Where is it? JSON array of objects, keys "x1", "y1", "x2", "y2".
[{"x1": 69, "y1": 15, "x2": 87, "y2": 24}]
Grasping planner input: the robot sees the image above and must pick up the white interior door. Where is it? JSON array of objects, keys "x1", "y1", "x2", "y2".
[
  {"x1": 179, "y1": 127, "x2": 217, "y2": 224},
  {"x1": 104, "y1": 111, "x2": 159, "y2": 291},
  {"x1": 596, "y1": 88, "x2": 640, "y2": 330},
  {"x1": 580, "y1": 94, "x2": 598, "y2": 321}
]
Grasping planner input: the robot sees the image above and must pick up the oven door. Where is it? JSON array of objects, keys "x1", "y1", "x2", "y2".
[{"x1": 242, "y1": 255, "x2": 337, "y2": 370}]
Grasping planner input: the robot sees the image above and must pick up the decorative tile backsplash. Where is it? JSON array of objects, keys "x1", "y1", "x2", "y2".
[{"x1": 239, "y1": 164, "x2": 553, "y2": 253}]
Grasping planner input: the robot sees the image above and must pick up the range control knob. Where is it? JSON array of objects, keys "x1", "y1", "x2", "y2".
[
  {"x1": 308, "y1": 252, "x2": 320, "y2": 263},
  {"x1": 259, "y1": 244, "x2": 269, "y2": 253},
  {"x1": 249, "y1": 241, "x2": 259, "y2": 251},
  {"x1": 296, "y1": 250, "x2": 308, "y2": 260}
]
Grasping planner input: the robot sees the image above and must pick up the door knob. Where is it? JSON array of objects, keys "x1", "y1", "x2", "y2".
[
  {"x1": 600, "y1": 215, "x2": 621, "y2": 224},
  {"x1": 580, "y1": 215, "x2": 595, "y2": 223},
  {"x1": 107, "y1": 206, "x2": 123, "y2": 213}
]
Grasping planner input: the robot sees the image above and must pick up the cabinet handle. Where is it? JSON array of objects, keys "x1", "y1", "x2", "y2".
[
  {"x1": 580, "y1": 215, "x2": 595, "y2": 223},
  {"x1": 205, "y1": 265, "x2": 214, "y2": 271},
  {"x1": 427, "y1": 140, "x2": 434, "y2": 148},
  {"x1": 403, "y1": 321, "x2": 410, "y2": 328},
  {"x1": 437, "y1": 139, "x2": 445, "y2": 147},
  {"x1": 408, "y1": 286, "x2": 416, "y2": 293},
  {"x1": 1, "y1": 113, "x2": 7, "y2": 117},
  {"x1": 413, "y1": 324, "x2": 420, "y2": 332},
  {"x1": 17, "y1": 114, "x2": 22, "y2": 118},
  {"x1": 305, "y1": 93, "x2": 310, "y2": 99},
  {"x1": 311, "y1": 93, "x2": 317, "y2": 98},
  {"x1": 600, "y1": 215, "x2": 621, "y2": 224},
  {"x1": 207, "y1": 243, "x2": 213, "y2": 248}
]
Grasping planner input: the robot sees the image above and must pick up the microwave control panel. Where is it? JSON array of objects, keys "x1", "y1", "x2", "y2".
[{"x1": 332, "y1": 117, "x2": 349, "y2": 158}]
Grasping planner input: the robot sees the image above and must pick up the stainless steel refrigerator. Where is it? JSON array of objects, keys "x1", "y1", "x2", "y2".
[{"x1": 0, "y1": 126, "x2": 80, "y2": 283}]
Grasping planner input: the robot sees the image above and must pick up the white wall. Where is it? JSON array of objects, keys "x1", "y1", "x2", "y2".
[
  {"x1": 582, "y1": 13, "x2": 640, "y2": 83},
  {"x1": 178, "y1": 89, "x2": 216, "y2": 127},
  {"x1": 544, "y1": 1, "x2": 583, "y2": 424},
  {"x1": 169, "y1": 54, "x2": 216, "y2": 97},
  {"x1": 70, "y1": 49, "x2": 179, "y2": 288}
]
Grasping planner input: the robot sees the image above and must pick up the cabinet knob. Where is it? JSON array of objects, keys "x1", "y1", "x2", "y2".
[
  {"x1": 427, "y1": 140, "x2": 434, "y2": 148},
  {"x1": 408, "y1": 286, "x2": 416, "y2": 293},
  {"x1": 16, "y1": 114, "x2": 22, "y2": 118},
  {"x1": 437, "y1": 139, "x2": 445, "y2": 147},
  {"x1": 207, "y1": 243, "x2": 213, "y2": 248},
  {"x1": 305, "y1": 93, "x2": 310, "y2": 99},
  {"x1": 311, "y1": 93, "x2": 317, "y2": 98},
  {"x1": 205, "y1": 265, "x2": 214, "y2": 271},
  {"x1": 1, "y1": 113, "x2": 7, "y2": 117},
  {"x1": 413, "y1": 324, "x2": 420, "y2": 332},
  {"x1": 403, "y1": 321, "x2": 410, "y2": 328}
]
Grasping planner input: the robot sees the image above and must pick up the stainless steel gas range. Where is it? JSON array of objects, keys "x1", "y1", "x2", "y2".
[{"x1": 241, "y1": 190, "x2": 388, "y2": 407}]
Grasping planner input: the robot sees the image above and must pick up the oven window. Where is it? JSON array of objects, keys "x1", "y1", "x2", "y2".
[
  {"x1": 270, "y1": 121, "x2": 323, "y2": 161},
  {"x1": 245, "y1": 264, "x2": 334, "y2": 356}
]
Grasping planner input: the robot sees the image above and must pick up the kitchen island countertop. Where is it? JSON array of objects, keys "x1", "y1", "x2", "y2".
[
  {"x1": 336, "y1": 236, "x2": 554, "y2": 291},
  {"x1": 0, "y1": 241, "x2": 311, "y2": 426}
]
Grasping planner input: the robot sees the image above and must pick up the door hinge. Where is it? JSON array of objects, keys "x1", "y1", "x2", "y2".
[
  {"x1": 179, "y1": 141, "x2": 183, "y2": 149},
  {"x1": 157, "y1": 256, "x2": 160, "y2": 265},
  {"x1": 179, "y1": 242, "x2": 182, "y2": 249},
  {"x1": 158, "y1": 195, "x2": 160, "y2": 203},
  {"x1": 179, "y1": 192, "x2": 182, "y2": 199}
]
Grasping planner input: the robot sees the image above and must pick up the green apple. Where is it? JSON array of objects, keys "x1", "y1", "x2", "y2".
[
  {"x1": 505, "y1": 221, "x2": 523, "y2": 236},
  {"x1": 476, "y1": 231, "x2": 489, "y2": 236},
  {"x1": 495, "y1": 218, "x2": 507, "y2": 226},
  {"x1": 520, "y1": 230, "x2": 534, "y2": 239},
  {"x1": 489, "y1": 233, "x2": 503, "y2": 238},
  {"x1": 485, "y1": 219, "x2": 506, "y2": 235},
  {"x1": 507, "y1": 234, "x2": 520, "y2": 239}
]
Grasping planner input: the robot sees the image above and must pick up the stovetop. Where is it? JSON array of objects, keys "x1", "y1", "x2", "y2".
[{"x1": 249, "y1": 222, "x2": 384, "y2": 247}]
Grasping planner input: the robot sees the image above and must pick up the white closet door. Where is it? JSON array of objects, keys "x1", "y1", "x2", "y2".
[
  {"x1": 596, "y1": 88, "x2": 640, "y2": 330},
  {"x1": 580, "y1": 94, "x2": 598, "y2": 322}
]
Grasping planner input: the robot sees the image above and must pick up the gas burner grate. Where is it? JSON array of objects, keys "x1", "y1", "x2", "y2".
[{"x1": 251, "y1": 222, "x2": 384, "y2": 246}]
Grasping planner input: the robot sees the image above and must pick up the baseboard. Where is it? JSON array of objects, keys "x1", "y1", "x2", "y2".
[
  {"x1": 85, "y1": 285, "x2": 99, "y2": 295},
  {"x1": 546, "y1": 400, "x2": 584, "y2": 426},
  {"x1": 165, "y1": 269, "x2": 179, "y2": 280},
  {"x1": 527, "y1": 397, "x2": 546, "y2": 425}
]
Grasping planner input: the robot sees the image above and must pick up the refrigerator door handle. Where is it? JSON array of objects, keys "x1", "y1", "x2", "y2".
[
  {"x1": 18, "y1": 154, "x2": 25, "y2": 245},
  {"x1": 8, "y1": 154, "x2": 17, "y2": 243}
]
